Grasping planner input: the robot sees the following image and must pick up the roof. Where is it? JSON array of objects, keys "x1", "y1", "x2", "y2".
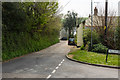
[{"x1": 85, "y1": 15, "x2": 118, "y2": 27}]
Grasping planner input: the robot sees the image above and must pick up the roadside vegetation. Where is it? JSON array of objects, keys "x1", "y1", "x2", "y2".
[
  {"x1": 81, "y1": 8, "x2": 120, "y2": 52},
  {"x1": 68, "y1": 50, "x2": 118, "y2": 67},
  {"x1": 66, "y1": 8, "x2": 120, "y2": 66},
  {"x1": 2, "y1": 2, "x2": 62, "y2": 61}
]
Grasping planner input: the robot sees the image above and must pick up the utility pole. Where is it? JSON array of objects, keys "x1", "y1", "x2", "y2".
[
  {"x1": 105, "y1": 0, "x2": 108, "y2": 63},
  {"x1": 105, "y1": 0, "x2": 108, "y2": 36},
  {"x1": 91, "y1": 0, "x2": 93, "y2": 47}
]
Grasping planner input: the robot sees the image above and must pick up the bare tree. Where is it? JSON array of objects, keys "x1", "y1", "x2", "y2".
[{"x1": 85, "y1": 7, "x2": 118, "y2": 49}]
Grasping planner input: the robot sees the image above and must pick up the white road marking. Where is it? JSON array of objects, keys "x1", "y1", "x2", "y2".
[
  {"x1": 58, "y1": 63, "x2": 61, "y2": 66},
  {"x1": 46, "y1": 59, "x2": 65, "y2": 79},
  {"x1": 61, "y1": 61, "x2": 63, "y2": 64},
  {"x1": 52, "y1": 70, "x2": 56, "y2": 74},
  {"x1": 55, "y1": 66, "x2": 59, "y2": 69},
  {"x1": 47, "y1": 75, "x2": 51, "y2": 79}
]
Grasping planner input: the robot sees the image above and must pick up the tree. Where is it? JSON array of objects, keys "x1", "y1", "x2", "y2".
[
  {"x1": 115, "y1": 17, "x2": 120, "y2": 49},
  {"x1": 2, "y1": 2, "x2": 60, "y2": 33},
  {"x1": 2, "y1": 2, "x2": 62, "y2": 61},
  {"x1": 86, "y1": 7, "x2": 117, "y2": 49},
  {"x1": 63, "y1": 11, "x2": 77, "y2": 38},
  {"x1": 2, "y1": 2, "x2": 28, "y2": 32}
]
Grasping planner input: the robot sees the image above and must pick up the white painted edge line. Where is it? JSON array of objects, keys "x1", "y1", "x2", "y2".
[
  {"x1": 46, "y1": 75, "x2": 51, "y2": 79},
  {"x1": 52, "y1": 70, "x2": 56, "y2": 74}
]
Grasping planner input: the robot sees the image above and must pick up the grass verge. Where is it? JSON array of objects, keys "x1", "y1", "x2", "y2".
[{"x1": 68, "y1": 50, "x2": 119, "y2": 67}]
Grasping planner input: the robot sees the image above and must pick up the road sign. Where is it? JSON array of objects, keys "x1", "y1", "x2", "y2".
[
  {"x1": 106, "y1": 49, "x2": 120, "y2": 62},
  {"x1": 108, "y1": 49, "x2": 120, "y2": 54}
]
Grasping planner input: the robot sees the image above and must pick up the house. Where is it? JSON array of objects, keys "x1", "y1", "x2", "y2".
[
  {"x1": 85, "y1": 7, "x2": 118, "y2": 28},
  {"x1": 76, "y1": 20, "x2": 85, "y2": 47},
  {"x1": 59, "y1": 27, "x2": 68, "y2": 39},
  {"x1": 76, "y1": 7, "x2": 118, "y2": 47}
]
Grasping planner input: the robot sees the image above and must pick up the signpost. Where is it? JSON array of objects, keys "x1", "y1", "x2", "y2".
[{"x1": 106, "y1": 49, "x2": 120, "y2": 62}]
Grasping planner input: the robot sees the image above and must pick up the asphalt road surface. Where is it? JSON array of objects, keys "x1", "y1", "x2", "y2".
[{"x1": 2, "y1": 41, "x2": 118, "y2": 79}]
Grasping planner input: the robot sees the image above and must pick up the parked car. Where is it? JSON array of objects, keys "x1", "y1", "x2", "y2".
[
  {"x1": 68, "y1": 38, "x2": 75, "y2": 45},
  {"x1": 61, "y1": 37, "x2": 67, "y2": 40}
]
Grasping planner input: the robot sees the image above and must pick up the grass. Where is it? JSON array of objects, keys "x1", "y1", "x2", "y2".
[{"x1": 68, "y1": 50, "x2": 119, "y2": 67}]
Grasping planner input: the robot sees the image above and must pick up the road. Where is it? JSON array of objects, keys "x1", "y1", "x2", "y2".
[{"x1": 2, "y1": 41, "x2": 118, "y2": 79}]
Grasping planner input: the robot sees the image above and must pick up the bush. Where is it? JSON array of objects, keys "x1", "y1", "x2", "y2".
[
  {"x1": 85, "y1": 41, "x2": 90, "y2": 51},
  {"x1": 74, "y1": 34, "x2": 77, "y2": 45},
  {"x1": 83, "y1": 29, "x2": 100, "y2": 46},
  {"x1": 115, "y1": 26, "x2": 120, "y2": 49},
  {"x1": 2, "y1": 32, "x2": 59, "y2": 61},
  {"x1": 2, "y1": 2, "x2": 61, "y2": 61},
  {"x1": 80, "y1": 45, "x2": 85, "y2": 50},
  {"x1": 91, "y1": 43, "x2": 108, "y2": 53}
]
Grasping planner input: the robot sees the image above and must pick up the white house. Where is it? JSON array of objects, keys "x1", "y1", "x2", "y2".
[
  {"x1": 59, "y1": 28, "x2": 68, "y2": 39},
  {"x1": 77, "y1": 23, "x2": 84, "y2": 47}
]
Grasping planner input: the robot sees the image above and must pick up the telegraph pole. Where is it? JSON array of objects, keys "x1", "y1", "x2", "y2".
[
  {"x1": 105, "y1": 0, "x2": 108, "y2": 36},
  {"x1": 105, "y1": 0, "x2": 108, "y2": 62},
  {"x1": 91, "y1": 0, "x2": 93, "y2": 47}
]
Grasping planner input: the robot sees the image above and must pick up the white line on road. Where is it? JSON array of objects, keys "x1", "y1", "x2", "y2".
[
  {"x1": 52, "y1": 70, "x2": 56, "y2": 74},
  {"x1": 46, "y1": 75, "x2": 51, "y2": 79},
  {"x1": 46, "y1": 59, "x2": 65, "y2": 79},
  {"x1": 55, "y1": 66, "x2": 59, "y2": 69},
  {"x1": 58, "y1": 63, "x2": 61, "y2": 66}
]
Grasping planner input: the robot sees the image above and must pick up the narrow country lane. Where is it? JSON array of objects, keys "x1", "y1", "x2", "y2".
[
  {"x1": 3, "y1": 41, "x2": 70, "y2": 78},
  {"x1": 2, "y1": 41, "x2": 118, "y2": 79}
]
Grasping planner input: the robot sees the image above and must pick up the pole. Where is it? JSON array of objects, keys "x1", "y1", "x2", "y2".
[
  {"x1": 91, "y1": 0, "x2": 93, "y2": 47},
  {"x1": 105, "y1": 0, "x2": 108, "y2": 36},
  {"x1": 105, "y1": 0, "x2": 108, "y2": 62}
]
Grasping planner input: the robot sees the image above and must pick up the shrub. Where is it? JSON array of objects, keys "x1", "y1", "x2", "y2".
[
  {"x1": 91, "y1": 43, "x2": 108, "y2": 53},
  {"x1": 115, "y1": 26, "x2": 120, "y2": 49},
  {"x1": 80, "y1": 45, "x2": 85, "y2": 50},
  {"x1": 2, "y1": 32, "x2": 59, "y2": 61},
  {"x1": 85, "y1": 41, "x2": 90, "y2": 51},
  {"x1": 83, "y1": 29, "x2": 100, "y2": 46},
  {"x1": 74, "y1": 34, "x2": 77, "y2": 45}
]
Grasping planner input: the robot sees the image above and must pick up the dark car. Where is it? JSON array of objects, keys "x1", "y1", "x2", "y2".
[
  {"x1": 68, "y1": 38, "x2": 75, "y2": 45},
  {"x1": 61, "y1": 37, "x2": 67, "y2": 40}
]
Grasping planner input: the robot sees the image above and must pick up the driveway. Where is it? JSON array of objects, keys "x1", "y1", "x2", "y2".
[{"x1": 2, "y1": 41, "x2": 118, "y2": 79}]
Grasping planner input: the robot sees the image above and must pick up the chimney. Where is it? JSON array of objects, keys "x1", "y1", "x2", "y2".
[{"x1": 94, "y1": 7, "x2": 98, "y2": 16}]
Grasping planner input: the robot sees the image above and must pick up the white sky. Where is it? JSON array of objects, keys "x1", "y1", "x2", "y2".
[{"x1": 58, "y1": 0, "x2": 120, "y2": 17}]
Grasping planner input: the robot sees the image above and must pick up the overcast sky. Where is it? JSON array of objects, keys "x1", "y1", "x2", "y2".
[{"x1": 58, "y1": 0, "x2": 120, "y2": 17}]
